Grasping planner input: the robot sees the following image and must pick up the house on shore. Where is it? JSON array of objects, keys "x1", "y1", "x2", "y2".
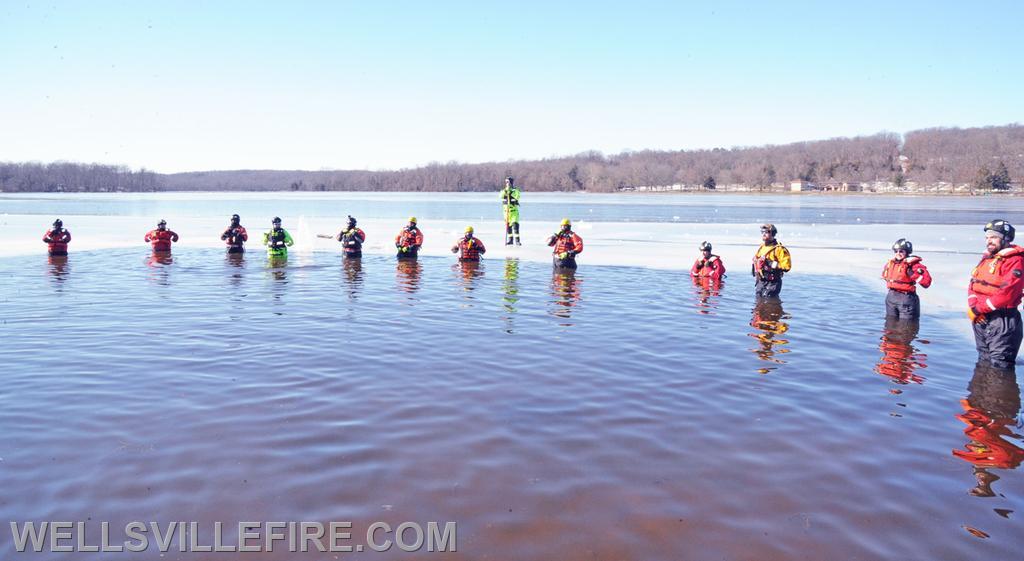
[{"x1": 790, "y1": 180, "x2": 819, "y2": 192}]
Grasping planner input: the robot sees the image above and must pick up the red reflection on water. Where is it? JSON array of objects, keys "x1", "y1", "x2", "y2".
[
  {"x1": 690, "y1": 276, "x2": 722, "y2": 315},
  {"x1": 953, "y1": 362, "x2": 1023, "y2": 497},
  {"x1": 396, "y1": 259, "x2": 422, "y2": 293},
  {"x1": 874, "y1": 318, "x2": 927, "y2": 385},
  {"x1": 549, "y1": 270, "x2": 582, "y2": 323}
]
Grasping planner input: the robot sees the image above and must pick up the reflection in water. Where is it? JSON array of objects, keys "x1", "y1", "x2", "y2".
[
  {"x1": 146, "y1": 252, "x2": 174, "y2": 286},
  {"x1": 875, "y1": 317, "x2": 927, "y2": 386},
  {"x1": 342, "y1": 258, "x2": 364, "y2": 301},
  {"x1": 453, "y1": 261, "x2": 484, "y2": 306},
  {"x1": 748, "y1": 297, "x2": 790, "y2": 374},
  {"x1": 953, "y1": 362, "x2": 1023, "y2": 497},
  {"x1": 266, "y1": 256, "x2": 288, "y2": 311},
  {"x1": 396, "y1": 259, "x2": 423, "y2": 295},
  {"x1": 503, "y1": 259, "x2": 521, "y2": 333},
  {"x1": 549, "y1": 269, "x2": 582, "y2": 325},
  {"x1": 47, "y1": 255, "x2": 70, "y2": 291},
  {"x1": 691, "y1": 276, "x2": 722, "y2": 315},
  {"x1": 226, "y1": 252, "x2": 246, "y2": 292}
]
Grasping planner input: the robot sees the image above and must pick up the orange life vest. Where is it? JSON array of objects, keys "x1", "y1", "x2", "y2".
[
  {"x1": 968, "y1": 245, "x2": 1024, "y2": 312},
  {"x1": 882, "y1": 256, "x2": 931, "y2": 293}
]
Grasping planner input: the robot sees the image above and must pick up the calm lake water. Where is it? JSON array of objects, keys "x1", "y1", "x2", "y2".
[{"x1": 1, "y1": 246, "x2": 1021, "y2": 559}]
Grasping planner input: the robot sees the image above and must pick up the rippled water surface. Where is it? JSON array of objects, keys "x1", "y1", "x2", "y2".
[{"x1": 1, "y1": 249, "x2": 1022, "y2": 560}]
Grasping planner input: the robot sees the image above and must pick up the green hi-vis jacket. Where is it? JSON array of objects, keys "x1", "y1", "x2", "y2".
[
  {"x1": 500, "y1": 187, "x2": 521, "y2": 222},
  {"x1": 263, "y1": 228, "x2": 295, "y2": 256}
]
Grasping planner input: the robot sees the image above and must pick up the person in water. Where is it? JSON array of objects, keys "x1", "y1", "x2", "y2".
[
  {"x1": 752, "y1": 223, "x2": 791, "y2": 298},
  {"x1": 42, "y1": 218, "x2": 71, "y2": 256},
  {"x1": 221, "y1": 214, "x2": 248, "y2": 253},
  {"x1": 881, "y1": 238, "x2": 931, "y2": 319},
  {"x1": 395, "y1": 216, "x2": 424, "y2": 259},
  {"x1": 500, "y1": 176, "x2": 522, "y2": 246},
  {"x1": 968, "y1": 219, "x2": 1024, "y2": 370},
  {"x1": 547, "y1": 218, "x2": 584, "y2": 269},
  {"x1": 145, "y1": 220, "x2": 179, "y2": 252},
  {"x1": 336, "y1": 215, "x2": 366, "y2": 258},
  {"x1": 263, "y1": 216, "x2": 294, "y2": 257},
  {"x1": 451, "y1": 226, "x2": 487, "y2": 261},
  {"x1": 690, "y1": 241, "x2": 725, "y2": 282}
]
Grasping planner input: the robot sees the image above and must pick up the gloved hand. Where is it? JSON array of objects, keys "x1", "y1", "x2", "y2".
[
  {"x1": 695, "y1": 261, "x2": 704, "y2": 270},
  {"x1": 968, "y1": 307, "x2": 984, "y2": 323}
]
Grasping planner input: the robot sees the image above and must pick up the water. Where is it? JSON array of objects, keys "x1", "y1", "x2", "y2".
[
  {"x1": 5, "y1": 191, "x2": 1024, "y2": 224},
  {"x1": 1, "y1": 248, "x2": 1021, "y2": 560}
]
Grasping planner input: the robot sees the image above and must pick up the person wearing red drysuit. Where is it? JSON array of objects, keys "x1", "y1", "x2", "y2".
[
  {"x1": 221, "y1": 214, "x2": 248, "y2": 253},
  {"x1": 451, "y1": 226, "x2": 486, "y2": 262},
  {"x1": 691, "y1": 241, "x2": 725, "y2": 283},
  {"x1": 881, "y1": 238, "x2": 932, "y2": 319},
  {"x1": 546, "y1": 218, "x2": 584, "y2": 269},
  {"x1": 42, "y1": 218, "x2": 71, "y2": 256},
  {"x1": 145, "y1": 219, "x2": 179, "y2": 252},
  {"x1": 395, "y1": 217, "x2": 424, "y2": 259},
  {"x1": 968, "y1": 219, "x2": 1024, "y2": 369}
]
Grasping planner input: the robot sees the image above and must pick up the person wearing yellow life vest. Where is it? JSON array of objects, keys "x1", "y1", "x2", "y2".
[
  {"x1": 881, "y1": 238, "x2": 932, "y2": 319},
  {"x1": 751, "y1": 224, "x2": 791, "y2": 298},
  {"x1": 968, "y1": 219, "x2": 1024, "y2": 369}
]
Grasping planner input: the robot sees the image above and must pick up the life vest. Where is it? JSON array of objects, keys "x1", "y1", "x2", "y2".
[
  {"x1": 396, "y1": 227, "x2": 423, "y2": 249},
  {"x1": 549, "y1": 232, "x2": 583, "y2": 256},
  {"x1": 43, "y1": 228, "x2": 71, "y2": 254},
  {"x1": 223, "y1": 226, "x2": 248, "y2": 248},
  {"x1": 968, "y1": 245, "x2": 1024, "y2": 312},
  {"x1": 455, "y1": 236, "x2": 486, "y2": 260},
  {"x1": 691, "y1": 255, "x2": 725, "y2": 280},
  {"x1": 500, "y1": 187, "x2": 521, "y2": 206},
  {"x1": 340, "y1": 228, "x2": 365, "y2": 254},
  {"x1": 882, "y1": 256, "x2": 931, "y2": 293},
  {"x1": 752, "y1": 242, "x2": 791, "y2": 281},
  {"x1": 145, "y1": 229, "x2": 178, "y2": 251}
]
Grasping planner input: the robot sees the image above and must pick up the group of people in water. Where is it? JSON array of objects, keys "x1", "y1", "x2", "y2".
[{"x1": 39, "y1": 184, "x2": 1024, "y2": 373}]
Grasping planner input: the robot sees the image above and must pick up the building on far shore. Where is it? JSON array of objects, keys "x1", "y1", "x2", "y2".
[
  {"x1": 822, "y1": 181, "x2": 862, "y2": 192},
  {"x1": 790, "y1": 180, "x2": 819, "y2": 192}
]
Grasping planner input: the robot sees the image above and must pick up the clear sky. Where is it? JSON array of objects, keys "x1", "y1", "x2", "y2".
[{"x1": 1, "y1": 1, "x2": 1021, "y2": 173}]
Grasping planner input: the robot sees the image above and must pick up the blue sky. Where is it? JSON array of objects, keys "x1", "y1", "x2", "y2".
[{"x1": 1, "y1": 1, "x2": 1021, "y2": 172}]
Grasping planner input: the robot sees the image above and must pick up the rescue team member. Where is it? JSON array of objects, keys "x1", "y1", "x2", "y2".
[
  {"x1": 145, "y1": 220, "x2": 179, "y2": 252},
  {"x1": 395, "y1": 216, "x2": 424, "y2": 259},
  {"x1": 752, "y1": 223, "x2": 791, "y2": 298},
  {"x1": 42, "y1": 219, "x2": 71, "y2": 256},
  {"x1": 881, "y1": 238, "x2": 932, "y2": 319},
  {"x1": 336, "y1": 215, "x2": 366, "y2": 258},
  {"x1": 691, "y1": 241, "x2": 725, "y2": 282},
  {"x1": 451, "y1": 226, "x2": 486, "y2": 261},
  {"x1": 968, "y1": 219, "x2": 1024, "y2": 369},
  {"x1": 263, "y1": 216, "x2": 294, "y2": 257},
  {"x1": 500, "y1": 176, "x2": 522, "y2": 246},
  {"x1": 547, "y1": 218, "x2": 584, "y2": 269},
  {"x1": 221, "y1": 214, "x2": 248, "y2": 253}
]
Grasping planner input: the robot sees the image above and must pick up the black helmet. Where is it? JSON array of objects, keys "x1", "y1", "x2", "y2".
[
  {"x1": 158, "y1": 219, "x2": 167, "y2": 226},
  {"x1": 892, "y1": 238, "x2": 913, "y2": 254},
  {"x1": 760, "y1": 223, "x2": 777, "y2": 236},
  {"x1": 985, "y1": 219, "x2": 1015, "y2": 242},
  {"x1": 231, "y1": 214, "x2": 240, "y2": 222},
  {"x1": 699, "y1": 241, "x2": 712, "y2": 252},
  {"x1": 53, "y1": 218, "x2": 63, "y2": 227},
  {"x1": 506, "y1": 176, "x2": 514, "y2": 184},
  {"x1": 347, "y1": 215, "x2": 356, "y2": 226},
  {"x1": 272, "y1": 216, "x2": 282, "y2": 224}
]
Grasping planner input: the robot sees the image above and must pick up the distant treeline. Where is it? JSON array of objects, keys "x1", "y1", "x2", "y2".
[{"x1": 2, "y1": 124, "x2": 1021, "y2": 193}]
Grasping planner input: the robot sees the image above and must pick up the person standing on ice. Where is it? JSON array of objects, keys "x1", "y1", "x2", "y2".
[
  {"x1": 752, "y1": 223, "x2": 791, "y2": 298},
  {"x1": 547, "y1": 218, "x2": 584, "y2": 269},
  {"x1": 881, "y1": 238, "x2": 931, "y2": 319},
  {"x1": 500, "y1": 176, "x2": 522, "y2": 246},
  {"x1": 145, "y1": 220, "x2": 179, "y2": 252},
  {"x1": 42, "y1": 218, "x2": 71, "y2": 256},
  {"x1": 691, "y1": 241, "x2": 725, "y2": 282},
  {"x1": 968, "y1": 219, "x2": 1024, "y2": 370}
]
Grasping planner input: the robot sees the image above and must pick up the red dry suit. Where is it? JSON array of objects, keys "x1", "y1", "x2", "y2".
[
  {"x1": 882, "y1": 256, "x2": 932, "y2": 293},
  {"x1": 42, "y1": 228, "x2": 72, "y2": 255},
  {"x1": 453, "y1": 237, "x2": 486, "y2": 261},
  {"x1": 395, "y1": 227, "x2": 424, "y2": 250},
  {"x1": 549, "y1": 231, "x2": 584, "y2": 256},
  {"x1": 968, "y1": 245, "x2": 1024, "y2": 315},
  {"x1": 145, "y1": 229, "x2": 179, "y2": 252},
  {"x1": 691, "y1": 255, "x2": 726, "y2": 281}
]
